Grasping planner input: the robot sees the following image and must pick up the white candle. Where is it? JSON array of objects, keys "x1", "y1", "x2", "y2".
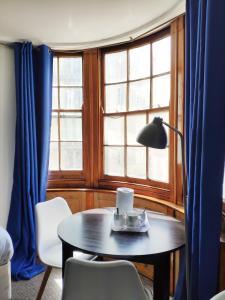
[{"x1": 116, "y1": 187, "x2": 134, "y2": 213}]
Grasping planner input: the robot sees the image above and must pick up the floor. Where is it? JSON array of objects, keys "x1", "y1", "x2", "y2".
[{"x1": 11, "y1": 268, "x2": 153, "y2": 300}]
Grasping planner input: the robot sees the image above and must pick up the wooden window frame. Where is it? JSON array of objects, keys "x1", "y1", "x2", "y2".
[
  {"x1": 97, "y1": 28, "x2": 174, "y2": 201},
  {"x1": 48, "y1": 16, "x2": 185, "y2": 205},
  {"x1": 48, "y1": 52, "x2": 89, "y2": 188}
]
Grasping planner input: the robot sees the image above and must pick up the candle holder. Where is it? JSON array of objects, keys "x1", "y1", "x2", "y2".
[{"x1": 112, "y1": 208, "x2": 150, "y2": 232}]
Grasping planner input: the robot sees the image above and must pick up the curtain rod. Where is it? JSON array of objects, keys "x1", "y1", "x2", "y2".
[
  {"x1": 0, "y1": 13, "x2": 184, "y2": 52},
  {"x1": 53, "y1": 24, "x2": 170, "y2": 54},
  {"x1": 0, "y1": 41, "x2": 12, "y2": 47},
  {"x1": 53, "y1": 20, "x2": 172, "y2": 54},
  {"x1": 52, "y1": 13, "x2": 185, "y2": 53},
  {"x1": 132, "y1": 16, "x2": 178, "y2": 41}
]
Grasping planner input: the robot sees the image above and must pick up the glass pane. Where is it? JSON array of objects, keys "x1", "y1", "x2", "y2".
[
  {"x1": 105, "y1": 51, "x2": 127, "y2": 83},
  {"x1": 104, "y1": 146, "x2": 124, "y2": 176},
  {"x1": 127, "y1": 114, "x2": 146, "y2": 145},
  {"x1": 52, "y1": 88, "x2": 58, "y2": 109},
  {"x1": 152, "y1": 36, "x2": 171, "y2": 75},
  {"x1": 60, "y1": 112, "x2": 82, "y2": 141},
  {"x1": 104, "y1": 116, "x2": 124, "y2": 145},
  {"x1": 53, "y1": 57, "x2": 58, "y2": 86},
  {"x1": 59, "y1": 57, "x2": 82, "y2": 86},
  {"x1": 149, "y1": 110, "x2": 169, "y2": 144},
  {"x1": 105, "y1": 83, "x2": 126, "y2": 113},
  {"x1": 149, "y1": 110, "x2": 169, "y2": 123},
  {"x1": 129, "y1": 79, "x2": 150, "y2": 111},
  {"x1": 152, "y1": 75, "x2": 170, "y2": 108},
  {"x1": 129, "y1": 44, "x2": 150, "y2": 80},
  {"x1": 50, "y1": 113, "x2": 58, "y2": 141},
  {"x1": 148, "y1": 148, "x2": 169, "y2": 182},
  {"x1": 61, "y1": 142, "x2": 82, "y2": 170},
  {"x1": 60, "y1": 88, "x2": 83, "y2": 109},
  {"x1": 49, "y1": 142, "x2": 59, "y2": 170},
  {"x1": 127, "y1": 147, "x2": 146, "y2": 179}
]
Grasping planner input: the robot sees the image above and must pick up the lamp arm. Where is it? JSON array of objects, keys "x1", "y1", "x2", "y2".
[
  {"x1": 162, "y1": 121, "x2": 187, "y2": 196},
  {"x1": 162, "y1": 121, "x2": 190, "y2": 300}
]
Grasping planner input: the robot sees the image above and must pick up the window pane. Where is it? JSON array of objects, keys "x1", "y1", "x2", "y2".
[
  {"x1": 59, "y1": 57, "x2": 82, "y2": 86},
  {"x1": 149, "y1": 110, "x2": 169, "y2": 144},
  {"x1": 129, "y1": 44, "x2": 150, "y2": 80},
  {"x1": 50, "y1": 113, "x2": 58, "y2": 141},
  {"x1": 104, "y1": 116, "x2": 124, "y2": 145},
  {"x1": 49, "y1": 142, "x2": 59, "y2": 170},
  {"x1": 148, "y1": 148, "x2": 169, "y2": 182},
  {"x1": 152, "y1": 75, "x2": 170, "y2": 108},
  {"x1": 149, "y1": 110, "x2": 169, "y2": 124},
  {"x1": 52, "y1": 88, "x2": 58, "y2": 109},
  {"x1": 105, "y1": 83, "x2": 126, "y2": 113},
  {"x1": 104, "y1": 146, "x2": 124, "y2": 176},
  {"x1": 127, "y1": 147, "x2": 146, "y2": 179},
  {"x1": 105, "y1": 51, "x2": 127, "y2": 83},
  {"x1": 61, "y1": 142, "x2": 82, "y2": 170},
  {"x1": 60, "y1": 112, "x2": 82, "y2": 141},
  {"x1": 152, "y1": 36, "x2": 171, "y2": 75},
  {"x1": 127, "y1": 114, "x2": 146, "y2": 145},
  {"x1": 53, "y1": 57, "x2": 58, "y2": 86},
  {"x1": 129, "y1": 79, "x2": 150, "y2": 111},
  {"x1": 60, "y1": 88, "x2": 83, "y2": 110}
]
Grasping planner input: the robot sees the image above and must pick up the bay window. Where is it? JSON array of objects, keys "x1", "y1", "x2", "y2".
[{"x1": 48, "y1": 20, "x2": 185, "y2": 204}]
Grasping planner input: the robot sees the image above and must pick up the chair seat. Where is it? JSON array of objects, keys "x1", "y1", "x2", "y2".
[{"x1": 40, "y1": 242, "x2": 95, "y2": 268}]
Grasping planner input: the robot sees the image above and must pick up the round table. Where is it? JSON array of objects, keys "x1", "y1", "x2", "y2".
[{"x1": 58, "y1": 208, "x2": 185, "y2": 300}]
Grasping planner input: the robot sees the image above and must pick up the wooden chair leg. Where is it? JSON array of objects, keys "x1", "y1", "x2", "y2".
[{"x1": 36, "y1": 266, "x2": 52, "y2": 300}]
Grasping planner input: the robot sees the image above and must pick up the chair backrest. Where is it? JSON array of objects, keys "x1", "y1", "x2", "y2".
[
  {"x1": 35, "y1": 197, "x2": 72, "y2": 260},
  {"x1": 62, "y1": 258, "x2": 149, "y2": 300},
  {"x1": 210, "y1": 291, "x2": 225, "y2": 300}
]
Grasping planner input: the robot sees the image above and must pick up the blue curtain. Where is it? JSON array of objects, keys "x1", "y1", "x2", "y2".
[
  {"x1": 175, "y1": 1, "x2": 225, "y2": 299},
  {"x1": 7, "y1": 42, "x2": 53, "y2": 280}
]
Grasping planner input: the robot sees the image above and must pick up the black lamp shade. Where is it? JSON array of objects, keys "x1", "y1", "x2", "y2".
[{"x1": 136, "y1": 117, "x2": 167, "y2": 149}]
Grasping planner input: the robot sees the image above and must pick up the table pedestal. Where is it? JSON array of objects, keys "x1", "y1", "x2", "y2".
[{"x1": 153, "y1": 253, "x2": 170, "y2": 300}]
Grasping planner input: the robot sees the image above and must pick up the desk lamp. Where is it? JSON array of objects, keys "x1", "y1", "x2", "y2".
[{"x1": 137, "y1": 117, "x2": 190, "y2": 299}]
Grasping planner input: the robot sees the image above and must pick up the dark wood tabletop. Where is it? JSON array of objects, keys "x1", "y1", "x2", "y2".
[
  {"x1": 58, "y1": 208, "x2": 185, "y2": 258},
  {"x1": 58, "y1": 208, "x2": 185, "y2": 300}
]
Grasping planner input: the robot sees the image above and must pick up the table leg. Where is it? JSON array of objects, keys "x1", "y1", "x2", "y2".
[
  {"x1": 62, "y1": 241, "x2": 74, "y2": 279},
  {"x1": 153, "y1": 253, "x2": 170, "y2": 300}
]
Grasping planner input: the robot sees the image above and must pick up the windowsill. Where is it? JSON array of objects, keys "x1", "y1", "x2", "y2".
[{"x1": 46, "y1": 187, "x2": 184, "y2": 215}]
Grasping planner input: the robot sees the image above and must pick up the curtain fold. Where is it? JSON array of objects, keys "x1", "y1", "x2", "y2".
[
  {"x1": 7, "y1": 42, "x2": 53, "y2": 280},
  {"x1": 33, "y1": 45, "x2": 53, "y2": 202},
  {"x1": 175, "y1": 1, "x2": 225, "y2": 299}
]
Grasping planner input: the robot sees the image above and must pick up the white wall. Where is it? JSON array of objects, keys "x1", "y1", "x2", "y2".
[{"x1": 0, "y1": 45, "x2": 16, "y2": 228}]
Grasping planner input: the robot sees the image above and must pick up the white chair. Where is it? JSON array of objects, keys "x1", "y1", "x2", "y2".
[
  {"x1": 35, "y1": 197, "x2": 95, "y2": 300},
  {"x1": 211, "y1": 291, "x2": 225, "y2": 300},
  {"x1": 61, "y1": 258, "x2": 151, "y2": 300}
]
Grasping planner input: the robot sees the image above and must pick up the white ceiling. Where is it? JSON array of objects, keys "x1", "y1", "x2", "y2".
[{"x1": 0, "y1": 0, "x2": 185, "y2": 49}]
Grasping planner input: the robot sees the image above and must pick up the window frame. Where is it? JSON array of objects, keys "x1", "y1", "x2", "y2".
[
  {"x1": 48, "y1": 52, "x2": 89, "y2": 188},
  {"x1": 97, "y1": 27, "x2": 176, "y2": 201}
]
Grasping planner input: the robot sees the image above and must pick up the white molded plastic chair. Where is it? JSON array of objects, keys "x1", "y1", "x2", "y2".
[
  {"x1": 62, "y1": 258, "x2": 151, "y2": 300},
  {"x1": 35, "y1": 197, "x2": 95, "y2": 300},
  {"x1": 211, "y1": 291, "x2": 225, "y2": 300}
]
